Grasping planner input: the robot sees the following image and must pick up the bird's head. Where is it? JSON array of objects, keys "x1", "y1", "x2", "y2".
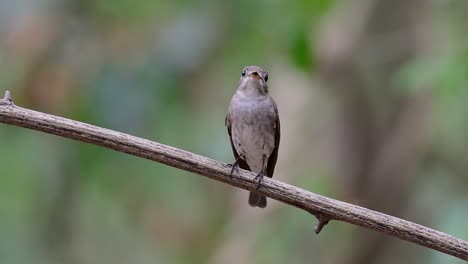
[{"x1": 238, "y1": 65, "x2": 269, "y2": 95}]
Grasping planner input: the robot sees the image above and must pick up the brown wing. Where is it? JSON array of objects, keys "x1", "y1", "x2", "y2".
[
  {"x1": 266, "y1": 107, "x2": 280, "y2": 178},
  {"x1": 225, "y1": 115, "x2": 251, "y2": 171}
]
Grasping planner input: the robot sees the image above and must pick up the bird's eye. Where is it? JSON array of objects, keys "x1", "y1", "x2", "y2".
[
  {"x1": 241, "y1": 69, "x2": 247, "y2": 77},
  {"x1": 264, "y1": 74, "x2": 269, "y2": 82}
]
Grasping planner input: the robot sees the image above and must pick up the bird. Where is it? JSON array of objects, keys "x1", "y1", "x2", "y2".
[{"x1": 225, "y1": 65, "x2": 280, "y2": 208}]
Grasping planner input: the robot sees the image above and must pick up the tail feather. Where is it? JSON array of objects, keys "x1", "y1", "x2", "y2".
[{"x1": 248, "y1": 192, "x2": 267, "y2": 208}]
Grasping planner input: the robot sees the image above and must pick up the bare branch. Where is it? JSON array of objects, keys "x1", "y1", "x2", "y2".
[{"x1": 0, "y1": 91, "x2": 467, "y2": 261}]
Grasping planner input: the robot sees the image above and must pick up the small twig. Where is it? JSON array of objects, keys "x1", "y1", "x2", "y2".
[
  {"x1": 313, "y1": 214, "x2": 331, "y2": 234},
  {"x1": 0, "y1": 91, "x2": 467, "y2": 261},
  {"x1": 0, "y1": 90, "x2": 13, "y2": 106}
]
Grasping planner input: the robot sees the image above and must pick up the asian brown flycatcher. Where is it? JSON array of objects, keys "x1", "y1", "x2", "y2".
[{"x1": 226, "y1": 65, "x2": 280, "y2": 208}]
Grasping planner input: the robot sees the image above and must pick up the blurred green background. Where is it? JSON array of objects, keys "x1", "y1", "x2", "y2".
[{"x1": 0, "y1": 0, "x2": 467, "y2": 263}]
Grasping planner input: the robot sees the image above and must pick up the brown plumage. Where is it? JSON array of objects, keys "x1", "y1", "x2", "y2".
[{"x1": 226, "y1": 65, "x2": 280, "y2": 208}]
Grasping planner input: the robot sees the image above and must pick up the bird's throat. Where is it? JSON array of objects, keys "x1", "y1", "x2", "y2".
[{"x1": 239, "y1": 81, "x2": 265, "y2": 97}]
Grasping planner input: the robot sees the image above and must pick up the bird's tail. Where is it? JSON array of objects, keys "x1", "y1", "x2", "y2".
[{"x1": 248, "y1": 192, "x2": 267, "y2": 208}]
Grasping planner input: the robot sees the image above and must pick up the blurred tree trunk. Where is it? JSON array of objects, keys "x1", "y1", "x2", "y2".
[
  {"x1": 43, "y1": 147, "x2": 80, "y2": 264},
  {"x1": 24, "y1": 2, "x2": 92, "y2": 263},
  {"x1": 317, "y1": 0, "x2": 433, "y2": 263}
]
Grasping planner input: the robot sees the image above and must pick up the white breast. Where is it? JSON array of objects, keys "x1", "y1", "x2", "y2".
[{"x1": 229, "y1": 93, "x2": 276, "y2": 173}]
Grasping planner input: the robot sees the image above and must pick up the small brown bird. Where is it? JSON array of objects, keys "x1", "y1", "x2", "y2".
[{"x1": 225, "y1": 65, "x2": 280, "y2": 208}]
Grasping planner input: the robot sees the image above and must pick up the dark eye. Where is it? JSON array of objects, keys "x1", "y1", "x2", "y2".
[
  {"x1": 241, "y1": 69, "x2": 247, "y2": 77},
  {"x1": 264, "y1": 74, "x2": 269, "y2": 82}
]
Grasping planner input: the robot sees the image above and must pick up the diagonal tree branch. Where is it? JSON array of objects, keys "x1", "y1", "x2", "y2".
[{"x1": 0, "y1": 90, "x2": 467, "y2": 261}]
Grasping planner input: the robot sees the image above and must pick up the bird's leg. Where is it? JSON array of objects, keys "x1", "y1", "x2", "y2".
[
  {"x1": 226, "y1": 156, "x2": 241, "y2": 179},
  {"x1": 254, "y1": 155, "x2": 267, "y2": 189}
]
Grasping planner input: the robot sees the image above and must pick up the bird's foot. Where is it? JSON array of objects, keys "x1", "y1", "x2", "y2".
[
  {"x1": 225, "y1": 162, "x2": 239, "y2": 179},
  {"x1": 254, "y1": 172, "x2": 264, "y2": 190}
]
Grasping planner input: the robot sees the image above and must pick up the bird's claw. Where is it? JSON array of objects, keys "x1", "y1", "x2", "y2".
[
  {"x1": 226, "y1": 163, "x2": 239, "y2": 179},
  {"x1": 254, "y1": 172, "x2": 264, "y2": 190}
]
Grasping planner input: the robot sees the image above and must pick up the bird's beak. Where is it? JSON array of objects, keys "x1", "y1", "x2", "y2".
[{"x1": 248, "y1": 72, "x2": 261, "y2": 80}]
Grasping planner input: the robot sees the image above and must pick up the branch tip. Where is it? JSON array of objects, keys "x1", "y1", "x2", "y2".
[{"x1": 0, "y1": 90, "x2": 14, "y2": 106}]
